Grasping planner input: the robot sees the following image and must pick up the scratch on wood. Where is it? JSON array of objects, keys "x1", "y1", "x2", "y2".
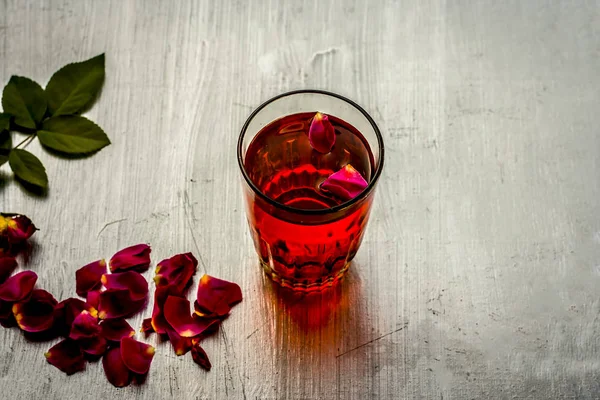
[
  {"x1": 220, "y1": 328, "x2": 248, "y2": 400},
  {"x1": 181, "y1": 190, "x2": 208, "y2": 274},
  {"x1": 96, "y1": 218, "x2": 127, "y2": 238},
  {"x1": 335, "y1": 323, "x2": 408, "y2": 358},
  {"x1": 246, "y1": 328, "x2": 258, "y2": 339}
]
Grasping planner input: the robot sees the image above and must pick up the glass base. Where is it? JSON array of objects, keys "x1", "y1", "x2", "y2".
[{"x1": 260, "y1": 259, "x2": 350, "y2": 292}]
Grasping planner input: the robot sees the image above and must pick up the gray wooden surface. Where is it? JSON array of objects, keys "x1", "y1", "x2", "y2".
[{"x1": 1, "y1": 1, "x2": 599, "y2": 399}]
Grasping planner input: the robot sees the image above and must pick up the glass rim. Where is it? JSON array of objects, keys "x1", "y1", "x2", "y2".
[{"x1": 237, "y1": 89, "x2": 385, "y2": 216}]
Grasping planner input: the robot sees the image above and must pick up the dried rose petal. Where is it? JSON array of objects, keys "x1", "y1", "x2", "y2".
[
  {"x1": 191, "y1": 339, "x2": 211, "y2": 371},
  {"x1": 0, "y1": 256, "x2": 17, "y2": 284},
  {"x1": 0, "y1": 270, "x2": 37, "y2": 302},
  {"x1": 166, "y1": 328, "x2": 193, "y2": 356},
  {"x1": 69, "y1": 310, "x2": 107, "y2": 355},
  {"x1": 194, "y1": 274, "x2": 243, "y2": 318},
  {"x1": 165, "y1": 296, "x2": 218, "y2": 337},
  {"x1": 120, "y1": 336, "x2": 155, "y2": 375},
  {"x1": 308, "y1": 112, "x2": 336, "y2": 153},
  {"x1": 141, "y1": 318, "x2": 154, "y2": 334},
  {"x1": 44, "y1": 339, "x2": 86, "y2": 375},
  {"x1": 86, "y1": 290, "x2": 101, "y2": 310},
  {"x1": 0, "y1": 214, "x2": 38, "y2": 244},
  {"x1": 103, "y1": 346, "x2": 131, "y2": 387},
  {"x1": 75, "y1": 259, "x2": 106, "y2": 297},
  {"x1": 12, "y1": 289, "x2": 57, "y2": 332},
  {"x1": 109, "y1": 244, "x2": 151, "y2": 273},
  {"x1": 98, "y1": 289, "x2": 145, "y2": 320},
  {"x1": 101, "y1": 271, "x2": 148, "y2": 301},
  {"x1": 320, "y1": 164, "x2": 368, "y2": 201},
  {"x1": 150, "y1": 285, "x2": 181, "y2": 334},
  {"x1": 154, "y1": 253, "x2": 197, "y2": 293},
  {"x1": 100, "y1": 319, "x2": 135, "y2": 342},
  {"x1": 54, "y1": 298, "x2": 97, "y2": 336}
]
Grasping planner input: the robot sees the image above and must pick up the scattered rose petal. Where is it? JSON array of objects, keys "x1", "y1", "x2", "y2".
[
  {"x1": 109, "y1": 244, "x2": 151, "y2": 273},
  {"x1": 308, "y1": 112, "x2": 336, "y2": 153},
  {"x1": 100, "y1": 319, "x2": 135, "y2": 342},
  {"x1": 75, "y1": 259, "x2": 106, "y2": 297},
  {"x1": 103, "y1": 346, "x2": 131, "y2": 388},
  {"x1": 191, "y1": 339, "x2": 211, "y2": 371},
  {"x1": 0, "y1": 299, "x2": 16, "y2": 326},
  {"x1": 166, "y1": 328, "x2": 192, "y2": 356},
  {"x1": 154, "y1": 253, "x2": 197, "y2": 293},
  {"x1": 120, "y1": 337, "x2": 155, "y2": 375},
  {"x1": 0, "y1": 256, "x2": 17, "y2": 284},
  {"x1": 98, "y1": 289, "x2": 145, "y2": 320},
  {"x1": 44, "y1": 339, "x2": 86, "y2": 375},
  {"x1": 12, "y1": 289, "x2": 57, "y2": 332},
  {"x1": 54, "y1": 298, "x2": 97, "y2": 336},
  {"x1": 194, "y1": 274, "x2": 243, "y2": 318},
  {"x1": 86, "y1": 290, "x2": 101, "y2": 310},
  {"x1": 1, "y1": 214, "x2": 38, "y2": 244},
  {"x1": 320, "y1": 164, "x2": 368, "y2": 201},
  {"x1": 165, "y1": 296, "x2": 218, "y2": 338},
  {"x1": 69, "y1": 310, "x2": 107, "y2": 355},
  {"x1": 101, "y1": 271, "x2": 148, "y2": 301},
  {"x1": 0, "y1": 270, "x2": 37, "y2": 302},
  {"x1": 141, "y1": 318, "x2": 154, "y2": 334},
  {"x1": 150, "y1": 285, "x2": 181, "y2": 334}
]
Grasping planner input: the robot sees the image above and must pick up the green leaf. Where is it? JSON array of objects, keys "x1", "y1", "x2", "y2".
[
  {"x1": 38, "y1": 115, "x2": 110, "y2": 154},
  {"x1": 0, "y1": 113, "x2": 11, "y2": 132},
  {"x1": 8, "y1": 149, "x2": 48, "y2": 188},
  {"x1": 0, "y1": 130, "x2": 11, "y2": 167},
  {"x1": 45, "y1": 54, "x2": 105, "y2": 116},
  {"x1": 1, "y1": 76, "x2": 47, "y2": 129}
]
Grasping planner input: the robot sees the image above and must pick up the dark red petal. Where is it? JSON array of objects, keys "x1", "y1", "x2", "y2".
[
  {"x1": 0, "y1": 299, "x2": 16, "y2": 326},
  {"x1": 2, "y1": 214, "x2": 38, "y2": 244},
  {"x1": 194, "y1": 274, "x2": 243, "y2": 318},
  {"x1": 319, "y1": 164, "x2": 368, "y2": 201},
  {"x1": 141, "y1": 318, "x2": 154, "y2": 334},
  {"x1": 101, "y1": 271, "x2": 148, "y2": 301},
  {"x1": 109, "y1": 244, "x2": 151, "y2": 273},
  {"x1": 308, "y1": 112, "x2": 336, "y2": 153},
  {"x1": 69, "y1": 310, "x2": 107, "y2": 355},
  {"x1": 103, "y1": 347, "x2": 131, "y2": 387},
  {"x1": 12, "y1": 289, "x2": 57, "y2": 332},
  {"x1": 100, "y1": 319, "x2": 135, "y2": 342},
  {"x1": 86, "y1": 290, "x2": 101, "y2": 310},
  {"x1": 150, "y1": 285, "x2": 181, "y2": 334},
  {"x1": 0, "y1": 256, "x2": 17, "y2": 284},
  {"x1": 165, "y1": 296, "x2": 218, "y2": 337},
  {"x1": 120, "y1": 336, "x2": 155, "y2": 374},
  {"x1": 154, "y1": 253, "x2": 197, "y2": 293},
  {"x1": 0, "y1": 270, "x2": 37, "y2": 302},
  {"x1": 191, "y1": 339, "x2": 211, "y2": 371},
  {"x1": 45, "y1": 339, "x2": 86, "y2": 375},
  {"x1": 75, "y1": 259, "x2": 106, "y2": 297},
  {"x1": 166, "y1": 328, "x2": 193, "y2": 356},
  {"x1": 54, "y1": 298, "x2": 97, "y2": 336},
  {"x1": 98, "y1": 289, "x2": 145, "y2": 320}
]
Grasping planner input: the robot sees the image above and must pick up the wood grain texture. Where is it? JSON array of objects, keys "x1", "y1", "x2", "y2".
[{"x1": 1, "y1": 0, "x2": 599, "y2": 399}]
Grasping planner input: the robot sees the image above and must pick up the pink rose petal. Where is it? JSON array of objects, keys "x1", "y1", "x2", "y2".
[
  {"x1": 308, "y1": 112, "x2": 336, "y2": 153},
  {"x1": 320, "y1": 164, "x2": 368, "y2": 201}
]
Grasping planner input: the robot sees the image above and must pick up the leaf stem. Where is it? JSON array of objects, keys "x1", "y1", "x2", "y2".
[{"x1": 14, "y1": 134, "x2": 36, "y2": 150}]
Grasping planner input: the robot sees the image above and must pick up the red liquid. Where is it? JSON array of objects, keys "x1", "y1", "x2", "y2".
[{"x1": 243, "y1": 112, "x2": 375, "y2": 291}]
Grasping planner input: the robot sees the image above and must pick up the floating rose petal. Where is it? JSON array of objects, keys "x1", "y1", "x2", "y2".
[
  {"x1": 150, "y1": 285, "x2": 181, "y2": 334},
  {"x1": 109, "y1": 244, "x2": 151, "y2": 273},
  {"x1": 0, "y1": 270, "x2": 37, "y2": 302},
  {"x1": 194, "y1": 274, "x2": 243, "y2": 318},
  {"x1": 12, "y1": 289, "x2": 57, "y2": 332},
  {"x1": 103, "y1": 346, "x2": 131, "y2": 387},
  {"x1": 69, "y1": 310, "x2": 107, "y2": 355},
  {"x1": 75, "y1": 259, "x2": 106, "y2": 297},
  {"x1": 98, "y1": 289, "x2": 145, "y2": 320},
  {"x1": 308, "y1": 112, "x2": 336, "y2": 154},
  {"x1": 141, "y1": 318, "x2": 154, "y2": 334},
  {"x1": 154, "y1": 253, "x2": 197, "y2": 293},
  {"x1": 191, "y1": 339, "x2": 211, "y2": 371},
  {"x1": 86, "y1": 290, "x2": 101, "y2": 310},
  {"x1": 44, "y1": 339, "x2": 86, "y2": 375},
  {"x1": 166, "y1": 328, "x2": 192, "y2": 356},
  {"x1": 0, "y1": 214, "x2": 38, "y2": 244},
  {"x1": 120, "y1": 336, "x2": 155, "y2": 375},
  {"x1": 100, "y1": 319, "x2": 135, "y2": 342},
  {"x1": 54, "y1": 298, "x2": 97, "y2": 336},
  {"x1": 101, "y1": 271, "x2": 148, "y2": 301},
  {"x1": 0, "y1": 256, "x2": 17, "y2": 284},
  {"x1": 165, "y1": 296, "x2": 218, "y2": 338},
  {"x1": 320, "y1": 164, "x2": 368, "y2": 201}
]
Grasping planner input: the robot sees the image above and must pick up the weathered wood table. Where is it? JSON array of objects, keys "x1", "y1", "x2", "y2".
[{"x1": 1, "y1": 1, "x2": 599, "y2": 399}]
